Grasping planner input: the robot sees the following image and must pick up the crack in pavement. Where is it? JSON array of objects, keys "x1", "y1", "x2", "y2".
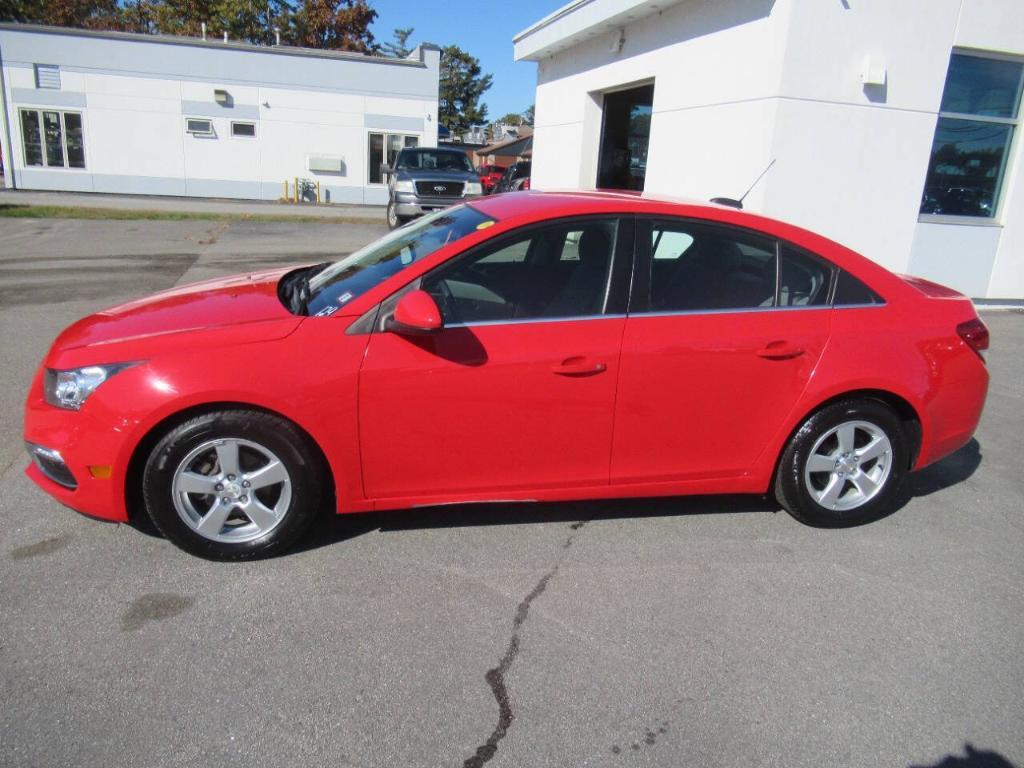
[{"x1": 461, "y1": 520, "x2": 589, "y2": 768}]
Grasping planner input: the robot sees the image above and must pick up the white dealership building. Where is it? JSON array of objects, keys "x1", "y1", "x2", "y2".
[
  {"x1": 0, "y1": 24, "x2": 440, "y2": 205},
  {"x1": 515, "y1": 0, "x2": 1024, "y2": 301}
]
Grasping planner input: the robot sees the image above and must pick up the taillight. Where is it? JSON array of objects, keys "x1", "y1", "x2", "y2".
[
  {"x1": 957, "y1": 318, "x2": 989, "y2": 360},
  {"x1": 521, "y1": 177, "x2": 531, "y2": 190}
]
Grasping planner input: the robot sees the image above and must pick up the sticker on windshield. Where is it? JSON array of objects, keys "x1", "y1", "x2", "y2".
[
  {"x1": 337, "y1": 292, "x2": 354, "y2": 305},
  {"x1": 476, "y1": 220, "x2": 495, "y2": 230},
  {"x1": 315, "y1": 305, "x2": 339, "y2": 318}
]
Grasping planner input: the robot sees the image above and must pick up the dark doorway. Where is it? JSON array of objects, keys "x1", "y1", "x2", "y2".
[{"x1": 597, "y1": 84, "x2": 654, "y2": 191}]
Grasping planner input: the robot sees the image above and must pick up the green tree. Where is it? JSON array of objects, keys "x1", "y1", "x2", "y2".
[
  {"x1": 439, "y1": 44, "x2": 492, "y2": 135},
  {"x1": 523, "y1": 104, "x2": 535, "y2": 125},
  {"x1": 496, "y1": 112, "x2": 525, "y2": 127},
  {"x1": 380, "y1": 25, "x2": 413, "y2": 58},
  {"x1": 289, "y1": 0, "x2": 377, "y2": 51}
]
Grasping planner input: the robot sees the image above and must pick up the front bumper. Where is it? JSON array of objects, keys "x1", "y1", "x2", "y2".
[
  {"x1": 24, "y1": 387, "x2": 133, "y2": 523},
  {"x1": 394, "y1": 191, "x2": 481, "y2": 218}
]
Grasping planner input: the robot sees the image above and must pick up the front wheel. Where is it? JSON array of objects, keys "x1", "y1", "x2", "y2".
[
  {"x1": 142, "y1": 410, "x2": 324, "y2": 560},
  {"x1": 775, "y1": 399, "x2": 908, "y2": 527},
  {"x1": 386, "y1": 200, "x2": 405, "y2": 230}
]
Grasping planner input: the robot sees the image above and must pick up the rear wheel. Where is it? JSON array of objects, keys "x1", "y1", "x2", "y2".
[
  {"x1": 775, "y1": 399, "x2": 908, "y2": 527},
  {"x1": 142, "y1": 410, "x2": 323, "y2": 560}
]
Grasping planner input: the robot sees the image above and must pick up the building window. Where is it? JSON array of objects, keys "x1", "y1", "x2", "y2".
[
  {"x1": 231, "y1": 121, "x2": 256, "y2": 138},
  {"x1": 20, "y1": 109, "x2": 84, "y2": 169},
  {"x1": 367, "y1": 132, "x2": 419, "y2": 184},
  {"x1": 186, "y1": 118, "x2": 215, "y2": 136},
  {"x1": 34, "y1": 64, "x2": 61, "y2": 90},
  {"x1": 921, "y1": 52, "x2": 1024, "y2": 219}
]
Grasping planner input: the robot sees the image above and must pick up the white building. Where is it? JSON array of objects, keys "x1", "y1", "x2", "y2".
[
  {"x1": 514, "y1": 0, "x2": 1024, "y2": 301},
  {"x1": 0, "y1": 24, "x2": 440, "y2": 205}
]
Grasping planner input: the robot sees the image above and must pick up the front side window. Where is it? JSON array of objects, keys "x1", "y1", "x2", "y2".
[
  {"x1": 304, "y1": 205, "x2": 492, "y2": 316},
  {"x1": 20, "y1": 109, "x2": 84, "y2": 169},
  {"x1": 921, "y1": 53, "x2": 1024, "y2": 219},
  {"x1": 422, "y1": 219, "x2": 619, "y2": 324}
]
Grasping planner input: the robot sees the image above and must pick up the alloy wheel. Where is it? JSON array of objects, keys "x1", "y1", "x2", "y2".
[
  {"x1": 171, "y1": 437, "x2": 292, "y2": 543},
  {"x1": 803, "y1": 420, "x2": 893, "y2": 511}
]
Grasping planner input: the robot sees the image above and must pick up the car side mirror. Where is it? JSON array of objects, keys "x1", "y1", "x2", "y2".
[
  {"x1": 386, "y1": 290, "x2": 442, "y2": 335},
  {"x1": 381, "y1": 164, "x2": 393, "y2": 178}
]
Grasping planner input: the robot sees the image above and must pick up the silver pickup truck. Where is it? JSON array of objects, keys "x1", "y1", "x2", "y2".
[{"x1": 384, "y1": 147, "x2": 483, "y2": 229}]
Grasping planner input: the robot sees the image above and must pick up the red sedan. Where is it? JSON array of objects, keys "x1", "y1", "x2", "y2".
[{"x1": 24, "y1": 192, "x2": 989, "y2": 559}]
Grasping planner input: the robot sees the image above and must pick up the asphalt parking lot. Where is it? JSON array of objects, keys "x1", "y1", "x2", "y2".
[{"x1": 1, "y1": 217, "x2": 1022, "y2": 768}]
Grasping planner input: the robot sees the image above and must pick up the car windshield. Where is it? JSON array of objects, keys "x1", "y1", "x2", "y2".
[
  {"x1": 303, "y1": 205, "x2": 494, "y2": 316},
  {"x1": 395, "y1": 149, "x2": 473, "y2": 172}
]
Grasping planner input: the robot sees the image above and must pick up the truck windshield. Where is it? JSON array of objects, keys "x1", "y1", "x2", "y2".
[
  {"x1": 395, "y1": 149, "x2": 473, "y2": 172},
  {"x1": 302, "y1": 205, "x2": 493, "y2": 317}
]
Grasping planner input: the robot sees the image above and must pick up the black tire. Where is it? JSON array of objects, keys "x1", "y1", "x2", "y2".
[
  {"x1": 142, "y1": 410, "x2": 324, "y2": 560},
  {"x1": 774, "y1": 399, "x2": 908, "y2": 527}
]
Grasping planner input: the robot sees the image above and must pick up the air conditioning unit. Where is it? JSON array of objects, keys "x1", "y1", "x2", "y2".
[{"x1": 308, "y1": 156, "x2": 345, "y2": 173}]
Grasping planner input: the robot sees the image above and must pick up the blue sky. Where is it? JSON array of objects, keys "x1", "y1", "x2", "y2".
[{"x1": 370, "y1": 0, "x2": 559, "y2": 120}]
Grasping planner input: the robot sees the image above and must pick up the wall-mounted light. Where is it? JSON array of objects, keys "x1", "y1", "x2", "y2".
[
  {"x1": 861, "y1": 55, "x2": 886, "y2": 86},
  {"x1": 214, "y1": 89, "x2": 230, "y2": 104},
  {"x1": 609, "y1": 28, "x2": 625, "y2": 54}
]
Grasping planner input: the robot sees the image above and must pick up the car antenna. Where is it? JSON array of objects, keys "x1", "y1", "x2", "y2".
[{"x1": 710, "y1": 158, "x2": 776, "y2": 210}]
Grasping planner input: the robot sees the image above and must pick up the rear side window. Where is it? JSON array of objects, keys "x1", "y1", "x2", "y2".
[
  {"x1": 779, "y1": 245, "x2": 831, "y2": 307},
  {"x1": 647, "y1": 222, "x2": 776, "y2": 311},
  {"x1": 834, "y1": 270, "x2": 883, "y2": 305}
]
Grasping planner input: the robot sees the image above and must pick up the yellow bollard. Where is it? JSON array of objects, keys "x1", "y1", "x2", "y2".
[
  {"x1": 316, "y1": 181, "x2": 321, "y2": 204},
  {"x1": 293, "y1": 177, "x2": 299, "y2": 204},
  {"x1": 282, "y1": 179, "x2": 288, "y2": 201}
]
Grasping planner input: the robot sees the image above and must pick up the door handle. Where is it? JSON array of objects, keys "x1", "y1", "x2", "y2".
[
  {"x1": 552, "y1": 356, "x2": 607, "y2": 376},
  {"x1": 756, "y1": 341, "x2": 805, "y2": 360}
]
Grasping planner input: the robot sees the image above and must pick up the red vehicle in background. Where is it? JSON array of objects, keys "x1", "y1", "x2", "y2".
[
  {"x1": 478, "y1": 164, "x2": 507, "y2": 194},
  {"x1": 24, "y1": 191, "x2": 989, "y2": 560}
]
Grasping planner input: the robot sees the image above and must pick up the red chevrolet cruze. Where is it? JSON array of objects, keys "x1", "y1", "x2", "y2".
[{"x1": 24, "y1": 192, "x2": 989, "y2": 559}]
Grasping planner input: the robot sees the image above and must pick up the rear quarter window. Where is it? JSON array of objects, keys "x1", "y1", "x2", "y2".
[{"x1": 833, "y1": 271, "x2": 884, "y2": 306}]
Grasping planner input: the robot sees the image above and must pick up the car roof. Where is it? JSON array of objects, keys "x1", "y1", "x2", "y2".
[{"x1": 470, "y1": 189, "x2": 746, "y2": 221}]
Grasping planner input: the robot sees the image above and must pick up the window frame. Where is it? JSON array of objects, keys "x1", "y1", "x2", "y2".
[
  {"x1": 629, "y1": 217, "x2": 843, "y2": 316},
  {"x1": 386, "y1": 214, "x2": 636, "y2": 329},
  {"x1": 920, "y1": 49, "x2": 1024, "y2": 225},
  {"x1": 18, "y1": 107, "x2": 85, "y2": 170},
  {"x1": 230, "y1": 121, "x2": 256, "y2": 138},
  {"x1": 366, "y1": 131, "x2": 420, "y2": 185},
  {"x1": 185, "y1": 117, "x2": 215, "y2": 136}
]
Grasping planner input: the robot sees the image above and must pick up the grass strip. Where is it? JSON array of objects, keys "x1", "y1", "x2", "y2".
[{"x1": 0, "y1": 203, "x2": 381, "y2": 224}]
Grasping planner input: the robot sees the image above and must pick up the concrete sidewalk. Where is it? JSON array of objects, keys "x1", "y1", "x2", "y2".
[{"x1": 0, "y1": 188, "x2": 386, "y2": 222}]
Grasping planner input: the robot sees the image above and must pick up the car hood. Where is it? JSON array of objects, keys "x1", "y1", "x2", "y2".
[{"x1": 48, "y1": 267, "x2": 302, "y2": 358}]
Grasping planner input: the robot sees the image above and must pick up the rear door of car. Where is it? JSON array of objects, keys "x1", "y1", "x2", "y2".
[
  {"x1": 358, "y1": 215, "x2": 634, "y2": 500},
  {"x1": 610, "y1": 217, "x2": 833, "y2": 484}
]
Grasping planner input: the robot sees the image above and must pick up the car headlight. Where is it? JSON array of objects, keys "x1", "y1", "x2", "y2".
[
  {"x1": 393, "y1": 180, "x2": 415, "y2": 193},
  {"x1": 464, "y1": 182, "x2": 482, "y2": 195},
  {"x1": 43, "y1": 362, "x2": 140, "y2": 410}
]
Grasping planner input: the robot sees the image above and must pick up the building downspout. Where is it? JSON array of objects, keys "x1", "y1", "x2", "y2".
[{"x1": 0, "y1": 43, "x2": 17, "y2": 189}]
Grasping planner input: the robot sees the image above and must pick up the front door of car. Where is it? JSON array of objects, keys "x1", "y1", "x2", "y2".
[
  {"x1": 611, "y1": 218, "x2": 833, "y2": 483},
  {"x1": 359, "y1": 216, "x2": 634, "y2": 500}
]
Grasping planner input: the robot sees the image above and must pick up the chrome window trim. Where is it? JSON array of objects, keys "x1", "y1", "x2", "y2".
[
  {"x1": 441, "y1": 302, "x2": 886, "y2": 329},
  {"x1": 444, "y1": 313, "x2": 628, "y2": 329}
]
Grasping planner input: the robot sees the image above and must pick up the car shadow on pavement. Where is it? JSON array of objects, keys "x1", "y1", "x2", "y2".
[
  {"x1": 291, "y1": 438, "x2": 983, "y2": 555},
  {"x1": 910, "y1": 743, "x2": 1018, "y2": 768}
]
